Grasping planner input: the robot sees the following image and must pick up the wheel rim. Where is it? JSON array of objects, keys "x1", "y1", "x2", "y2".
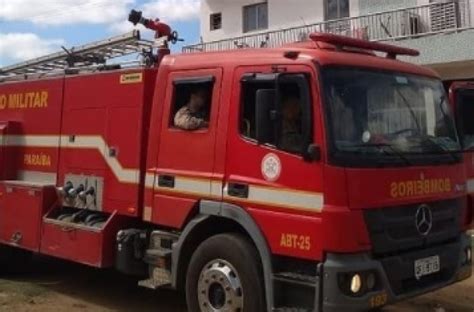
[{"x1": 198, "y1": 259, "x2": 244, "y2": 312}]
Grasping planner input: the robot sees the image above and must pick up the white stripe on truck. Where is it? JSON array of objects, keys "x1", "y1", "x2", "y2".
[{"x1": 1, "y1": 134, "x2": 324, "y2": 212}]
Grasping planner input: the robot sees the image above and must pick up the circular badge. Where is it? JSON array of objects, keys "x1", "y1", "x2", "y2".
[{"x1": 261, "y1": 153, "x2": 281, "y2": 182}]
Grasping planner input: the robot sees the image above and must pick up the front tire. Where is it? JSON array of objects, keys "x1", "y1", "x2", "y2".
[{"x1": 186, "y1": 233, "x2": 265, "y2": 312}]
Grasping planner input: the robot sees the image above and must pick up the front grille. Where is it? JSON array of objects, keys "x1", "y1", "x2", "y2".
[
  {"x1": 379, "y1": 240, "x2": 460, "y2": 295},
  {"x1": 364, "y1": 198, "x2": 463, "y2": 256}
]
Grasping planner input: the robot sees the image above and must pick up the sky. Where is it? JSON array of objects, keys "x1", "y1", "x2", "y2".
[{"x1": 0, "y1": 0, "x2": 201, "y2": 67}]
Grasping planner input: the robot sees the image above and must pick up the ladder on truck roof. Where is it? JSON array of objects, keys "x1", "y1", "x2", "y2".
[{"x1": 0, "y1": 30, "x2": 154, "y2": 79}]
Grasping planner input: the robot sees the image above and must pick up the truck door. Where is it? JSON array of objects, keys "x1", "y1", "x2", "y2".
[
  {"x1": 450, "y1": 82, "x2": 474, "y2": 228},
  {"x1": 153, "y1": 69, "x2": 222, "y2": 228},
  {"x1": 224, "y1": 65, "x2": 325, "y2": 259}
]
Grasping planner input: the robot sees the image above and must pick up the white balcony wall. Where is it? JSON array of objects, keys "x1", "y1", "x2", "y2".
[
  {"x1": 358, "y1": 0, "x2": 425, "y2": 15},
  {"x1": 201, "y1": 0, "x2": 327, "y2": 42}
]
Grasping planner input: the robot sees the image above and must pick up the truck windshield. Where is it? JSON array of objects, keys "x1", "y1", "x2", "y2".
[{"x1": 322, "y1": 67, "x2": 461, "y2": 167}]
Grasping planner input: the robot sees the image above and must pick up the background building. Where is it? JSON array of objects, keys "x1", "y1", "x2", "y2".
[{"x1": 185, "y1": 0, "x2": 474, "y2": 81}]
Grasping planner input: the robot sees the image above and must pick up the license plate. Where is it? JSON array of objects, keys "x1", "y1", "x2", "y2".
[{"x1": 414, "y1": 255, "x2": 440, "y2": 280}]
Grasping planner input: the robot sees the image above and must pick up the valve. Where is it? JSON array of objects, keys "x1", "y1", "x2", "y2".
[
  {"x1": 58, "y1": 181, "x2": 74, "y2": 198},
  {"x1": 78, "y1": 186, "x2": 95, "y2": 202},
  {"x1": 68, "y1": 184, "x2": 85, "y2": 198}
]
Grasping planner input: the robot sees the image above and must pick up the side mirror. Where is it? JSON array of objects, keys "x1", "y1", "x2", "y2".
[
  {"x1": 256, "y1": 89, "x2": 276, "y2": 144},
  {"x1": 304, "y1": 144, "x2": 321, "y2": 162}
]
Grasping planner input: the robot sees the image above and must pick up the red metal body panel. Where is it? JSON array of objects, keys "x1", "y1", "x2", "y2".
[
  {"x1": 0, "y1": 182, "x2": 56, "y2": 252},
  {"x1": 58, "y1": 69, "x2": 157, "y2": 217},
  {"x1": 147, "y1": 67, "x2": 224, "y2": 228},
  {"x1": 0, "y1": 78, "x2": 64, "y2": 182},
  {"x1": 40, "y1": 211, "x2": 130, "y2": 268}
]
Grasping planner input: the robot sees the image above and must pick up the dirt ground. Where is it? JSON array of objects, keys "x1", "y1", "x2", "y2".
[{"x1": 0, "y1": 257, "x2": 472, "y2": 312}]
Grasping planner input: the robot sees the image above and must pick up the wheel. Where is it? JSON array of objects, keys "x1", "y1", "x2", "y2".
[
  {"x1": 186, "y1": 233, "x2": 265, "y2": 312},
  {"x1": 0, "y1": 244, "x2": 33, "y2": 274}
]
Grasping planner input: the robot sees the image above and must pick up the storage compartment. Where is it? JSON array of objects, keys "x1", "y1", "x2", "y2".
[
  {"x1": 40, "y1": 207, "x2": 130, "y2": 268},
  {"x1": 0, "y1": 181, "x2": 57, "y2": 252}
]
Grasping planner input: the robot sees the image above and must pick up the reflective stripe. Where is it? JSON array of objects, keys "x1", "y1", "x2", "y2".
[
  {"x1": 59, "y1": 135, "x2": 140, "y2": 184},
  {"x1": 5, "y1": 135, "x2": 60, "y2": 148},
  {"x1": 143, "y1": 206, "x2": 152, "y2": 222},
  {"x1": 1, "y1": 135, "x2": 140, "y2": 184},
  {"x1": 145, "y1": 173, "x2": 155, "y2": 189},
  {"x1": 224, "y1": 184, "x2": 324, "y2": 212},
  {"x1": 0, "y1": 135, "x2": 323, "y2": 211},
  {"x1": 155, "y1": 176, "x2": 217, "y2": 197},
  {"x1": 17, "y1": 170, "x2": 57, "y2": 185},
  {"x1": 468, "y1": 179, "x2": 474, "y2": 193},
  {"x1": 211, "y1": 180, "x2": 223, "y2": 197}
]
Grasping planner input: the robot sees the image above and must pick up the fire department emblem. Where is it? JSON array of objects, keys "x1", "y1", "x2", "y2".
[{"x1": 261, "y1": 153, "x2": 281, "y2": 182}]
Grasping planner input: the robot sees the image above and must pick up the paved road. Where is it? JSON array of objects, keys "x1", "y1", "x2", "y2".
[{"x1": 0, "y1": 257, "x2": 472, "y2": 312}]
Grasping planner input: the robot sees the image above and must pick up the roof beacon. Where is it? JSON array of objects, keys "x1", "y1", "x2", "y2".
[{"x1": 309, "y1": 32, "x2": 420, "y2": 59}]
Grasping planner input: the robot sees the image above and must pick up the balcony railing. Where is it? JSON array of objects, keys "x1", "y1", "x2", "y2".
[{"x1": 183, "y1": 0, "x2": 473, "y2": 53}]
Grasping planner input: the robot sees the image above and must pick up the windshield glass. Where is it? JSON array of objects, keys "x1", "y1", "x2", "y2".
[{"x1": 322, "y1": 67, "x2": 460, "y2": 165}]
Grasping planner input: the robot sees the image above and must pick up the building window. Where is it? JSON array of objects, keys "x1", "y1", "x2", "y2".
[
  {"x1": 326, "y1": 0, "x2": 350, "y2": 20},
  {"x1": 210, "y1": 13, "x2": 222, "y2": 31},
  {"x1": 243, "y1": 3, "x2": 268, "y2": 33}
]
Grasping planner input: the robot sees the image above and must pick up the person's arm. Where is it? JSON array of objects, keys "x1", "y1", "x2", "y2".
[{"x1": 174, "y1": 107, "x2": 206, "y2": 130}]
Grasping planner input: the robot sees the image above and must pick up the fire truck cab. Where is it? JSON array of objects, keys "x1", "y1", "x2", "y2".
[
  {"x1": 450, "y1": 81, "x2": 474, "y2": 229},
  {"x1": 0, "y1": 17, "x2": 472, "y2": 312}
]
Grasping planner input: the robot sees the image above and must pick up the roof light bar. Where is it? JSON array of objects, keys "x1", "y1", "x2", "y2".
[{"x1": 309, "y1": 32, "x2": 420, "y2": 59}]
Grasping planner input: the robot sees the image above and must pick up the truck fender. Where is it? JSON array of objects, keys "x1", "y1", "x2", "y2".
[{"x1": 171, "y1": 200, "x2": 274, "y2": 312}]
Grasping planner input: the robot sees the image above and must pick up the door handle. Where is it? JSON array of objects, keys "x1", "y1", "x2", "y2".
[
  {"x1": 158, "y1": 175, "x2": 175, "y2": 188},
  {"x1": 228, "y1": 183, "x2": 249, "y2": 199}
]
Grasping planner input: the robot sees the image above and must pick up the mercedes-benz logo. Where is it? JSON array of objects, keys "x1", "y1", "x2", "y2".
[{"x1": 415, "y1": 204, "x2": 433, "y2": 236}]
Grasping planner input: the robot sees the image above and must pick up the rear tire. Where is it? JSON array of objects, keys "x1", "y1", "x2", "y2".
[{"x1": 186, "y1": 233, "x2": 265, "y2": 312}]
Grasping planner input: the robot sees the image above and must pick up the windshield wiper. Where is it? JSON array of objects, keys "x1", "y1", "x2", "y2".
[
  {"x1": 437, "y1": 95, "x2": 460, "y2": 141},
  {"x1": 351, "y1": 143, "x2": 412, "y2": 165},
  {"x1": 394, "y1": 88, "x2": 422, "y2": 133},
  {"x1": 417, "y1": 135, "x2": 460, "y2": 161}
]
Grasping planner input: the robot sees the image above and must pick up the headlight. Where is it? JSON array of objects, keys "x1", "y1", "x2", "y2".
[
  {"x1": 338, "y1": 271, "x2": 379, "y2": 297},
  {"x1": 350, "y1": 274, "x2": 362, "y2": 293}
]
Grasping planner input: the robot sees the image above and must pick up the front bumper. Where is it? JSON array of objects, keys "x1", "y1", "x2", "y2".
[{"x1": 321, "y1": 234, "x2": 472, "y2": 312}]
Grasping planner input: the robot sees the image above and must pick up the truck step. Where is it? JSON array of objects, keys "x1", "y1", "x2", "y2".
[
  {"x1": 274, "y1": 307, "x2": 311, "y2": 312},
  {"x1": 273, "y1": 272, "x2": 318, "y2": 288},
  {"x1": 138, "y1": 267, "x2": 172, "y2": 289},
  {"x1": 138, "y1": 230, "x2": 180, "y2": 290},
  {"x1": 143, "y1": 248, "x2": 172, "y2": 264}
]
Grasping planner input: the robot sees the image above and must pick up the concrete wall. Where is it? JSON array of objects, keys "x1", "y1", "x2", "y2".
[
  {"x1": 358, "y1": 0, "x2": 425, "y2": 15},
  {"x1": 392, "y1": 29, "x2": 474, "y2": 79},
  {"x1": 201, "y1": 0, "x2": 327, "y2": 42},
  {"x1": 200, "y1": 0, "x2": 435, "y2": 42}
]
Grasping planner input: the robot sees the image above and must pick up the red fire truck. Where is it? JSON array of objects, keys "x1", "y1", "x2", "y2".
[
  {"x1": 0, "y1": 11, "x2": 471, "y2": 312},
  {"x1": 450, "y1": 82, "x2": 474, "y2": 229}
]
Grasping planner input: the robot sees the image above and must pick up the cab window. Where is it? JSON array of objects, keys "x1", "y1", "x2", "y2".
[
  {"x1": 171, "y1": 77, "x2": 214, "y2": 131},
  {"x1": 240, "y1": 74, "x2": 311, "y2": 155},
  {"x1": 456, "y1": 89, "x2": 474, "y2": 149}
]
